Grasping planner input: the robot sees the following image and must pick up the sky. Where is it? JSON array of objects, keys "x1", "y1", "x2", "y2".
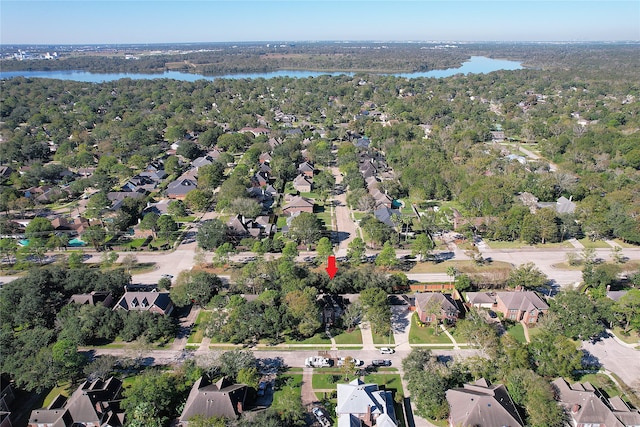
[{"x1": 1, "y1": 1, "x2": 639, "y2": 45}]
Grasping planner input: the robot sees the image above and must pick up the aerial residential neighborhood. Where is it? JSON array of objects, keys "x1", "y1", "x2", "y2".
[{"x1": 1, "y1": 40, "x2": 639, "y2": 427}]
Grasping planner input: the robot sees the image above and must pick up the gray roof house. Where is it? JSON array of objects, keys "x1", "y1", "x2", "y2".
[
  {"x1": 166, "y1": 178, "x2": 197, "y2": 199},
  {"x1": 374, "y1": 207, "x2": 401, "y2": 228},
  {"x1": 179, "y1": 377, "x2": 247, "y2": 425},
  {"x1": 114, "y1": 290, "x2": 174, "y2": 316},
  {"x1": 336, "y1": 379, "x2": 397, "y2": 427},
  {"x1": 446, "y1": 378, "x2": 524, "y2": 427},
  {"x1": 552, "y1": 378, "x2": 640, "y2": 427},
  {"x1": 28, "y1": 377, "x2": 124, "y2": 427}
]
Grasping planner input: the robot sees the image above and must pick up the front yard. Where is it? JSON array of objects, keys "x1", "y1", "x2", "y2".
[{"x1": 408, "y1": 313, "x2": 455, "y2": 345}]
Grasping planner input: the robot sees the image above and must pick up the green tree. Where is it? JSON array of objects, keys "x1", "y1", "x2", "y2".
[
  {"x1": 82, "y1": 225, "x2": 106, "y2": 251},
  {"x1": 170, "y1": 270, "x2": 221, "y2": 307},
  {"x1": 197, "y1": 162, "x2": 225, "y2": 190},
  {"x1": 228, "y1": 197, "x2": 262, "y2": 219},
  {"x1": 184, "y1": 189, "x2": 212, "y2": 212},
  {"x1": 196, "y1": 219, "x2": 227, "y2": 250},
  {"x1": 156, "y1": 215, "x2": 178, "y2": 240},
  {"x1": 615, "y1": 289, "x2": 640, "y2": 333},
  {"x1": 167, "y1": 200, "x2": 187, "y2": 217},
  {"x1": 85, "y1": 192, "x2": 111, "y2": 224},
  {"x1": 375, "y1": 241, "x2": 398, "y2": 269},
  {"x1": 528, "y1": 329, "x2": 583, "y2": 377},
  {"x1": 315, "y1": 237, "x2": 333, "y2": 263},
  {"x1": 547, "y1": 290, "x2": 605, "y2": 340},
  {"x1": 507, "y1": 262, "x2": 549, "y2": 291},
  {"x1": 282, "y1": 241, "x2": 299, "y2": 260},
  {"x1": 24, "y1": 217, "x2": 54, "y2": 241},
  {"x1": 288, "y1": 212, "x2": 322, "y2": 249},
  {"x1": 360, "y1": 287, "x2": 391, "y2": 336},
  {"x1": 412, "y1": 233, "x2": 434, "y2": 262},
  {"x1": 347, "y1": 237, "x2": 366, "y2": 265}
]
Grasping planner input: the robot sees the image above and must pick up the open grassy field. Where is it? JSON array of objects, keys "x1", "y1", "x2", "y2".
[{"x1": 409, "y1": 260, "x2": 513, "y2": 275}]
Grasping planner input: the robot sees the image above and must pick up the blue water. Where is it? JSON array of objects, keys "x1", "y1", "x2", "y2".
[{"x1": 0, "y1": 56, "x2": 522, "y2": 82}]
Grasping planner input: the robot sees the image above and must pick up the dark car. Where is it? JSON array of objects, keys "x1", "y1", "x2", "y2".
[{"x1": 371, "y1": 359, "x2": 392, "y2": 367}]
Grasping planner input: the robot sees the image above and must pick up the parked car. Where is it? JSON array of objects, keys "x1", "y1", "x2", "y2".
[
  {"x1": 371, "y1": 359, "x2": 392, "y2": 367},
  {"x1": 312, "y1": 407, "x2": 331, "y2": 427},
  {"x1": 379, "y1": 347, "x2": 395, "y2": 354},
  {"x1": 337, "y1": 357, "x2": 364, "y2": 367},
  {"x1": 161, "y1": 274, "x2": 174, "y2": 279}
]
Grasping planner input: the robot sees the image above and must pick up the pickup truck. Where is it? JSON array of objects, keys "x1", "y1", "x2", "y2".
[{"x1": 305, "y1": 357, "x2": 331, "y2": 368}]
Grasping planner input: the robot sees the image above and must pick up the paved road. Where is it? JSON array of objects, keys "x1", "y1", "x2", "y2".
[
  {"x1": 330, "y1": 166, "x2": 359, "y2": 257},
  {"x1": 581, "y1": 335, "x2": 640, "y2": 388}
]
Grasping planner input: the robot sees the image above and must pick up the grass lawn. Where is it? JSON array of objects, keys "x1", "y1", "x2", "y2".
[
  {"x1": 611, "y1": 326, "x2": 640, "y2": 345},
  {"x1": 174, "y1": 216, "x2": 196, "y2": 223},
  {"x1": 578, "y1": 238, "x2": 611, "y2": 249},
  {"x1": 408, "y1": 314, "x2": 454, "y2": 345},
  {"x1": 333, "y1": 328, "x2": 363, "y2": 345},
  {"x1": 372, "y1": 331, "x2": 395, "y2": 346},
  {"x1": 550, "y1": 262, "x2": 584, "y2": 270},
  {"x1": 507, "y1": 323, "x2": 527, "y2": 343},
  {"x1": 527, "y1": 326, "x2": 545, "y2": 339},
  {"x1": 284, "y1": 331, "x2": 331, "y2": 344},
  {"x1": 409, "y1": 260, "x2": 513, "y2": 275},
  {"x1": 315, "y1": 211, "x2": 333, "y2": 229},
  {"x1": 42, "y1": 382, "x2": 72, "y2": 407},
  {"x1": 313, "y1": 371, "x2": 402, "y2": 392},
  {"x1": 486, "y1": 240, "x2": 529, "y2": 249},
  {"x1": 187, "y1": 310, "x2": 212, "y2": 344},
  {"x1": 612, "y1": 239, "x2": 639, "y2": 248},
  {"x1": 126, "y1": 238, "x2": 148, "y2": 249},
  {"x1": 352, "y1": 211, "x2": 367, "y2": 221}
]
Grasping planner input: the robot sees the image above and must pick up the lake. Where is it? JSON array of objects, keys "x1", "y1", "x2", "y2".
[{"x1": 0, "y1": 56, "x2": 522, "y2": 82}]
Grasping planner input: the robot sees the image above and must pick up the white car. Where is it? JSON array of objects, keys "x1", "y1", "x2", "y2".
[{"x1": 379, "y1": 347, "x2": 395, "y2": 354}]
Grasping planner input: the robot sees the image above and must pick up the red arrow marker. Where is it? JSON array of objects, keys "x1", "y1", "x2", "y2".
[{"x1": 325, "y1": 255, "x2": 338, "y2": 279}]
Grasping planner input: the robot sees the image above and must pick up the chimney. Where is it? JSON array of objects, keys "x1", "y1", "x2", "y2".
[
  {"x1": 572, "y1": 404, "x2": 580, "y2": 414},
  {"x1": 606, "y1": 285, "x2": 611, "y2": 292},
  {"x1": 237, "y1": 401, "x2": 243, "y2": 414}
]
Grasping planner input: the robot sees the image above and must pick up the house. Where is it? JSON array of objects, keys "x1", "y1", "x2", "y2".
[
  {"x1": 414, "y1": 293, "x2": 459, "y2": 324},
  {"x1": 298, "y1": 161, "x2": 315, "y2": 178},
  {"x1": 374, "y1": 207, "x2": 401, "y2": 228},
  {"x1": 370, "y1": 191, "x2": 393, "y2": 209},
  {"x1": 107, "y1": 190, "x2": 147, "y2": 211},
  {"x1": 466, "y1": 291, "x2": 549, "y2": 324},
  {"x1": 336, "y1": 378, "x2": 397, "y2": 427},
  {"x1": 69, "y1": 291, "x2": 114, "y2": 308},
  {"x1": 490, "y1": 131, "x2": 505, "y2": 143},
  {"x1": 0, "y1": 376, "x2": 15, "y2": 427},
  {"x1": 258, "y1": 163, "x2": 272, "y2": 175},
  {"x1": 552, "y1": 378, "x2": 640, "y2": 427},
  {"x1": 192, "y1": 155, "x2": 214, "y2": 170},
  {"x1": 250, "y1": 172, "x2": 269, "y2": 188},
  {"x1": 282, "y1": 195, "x2": 314, "y2": 216},
  {"x1": 292, "y1": 174, "x2": 313, "y2": 193},
  {"x1": 446, "y1": 378, "x2": 524, "y2": 427},
  {"x1": 143, "y1": 199, "x2": 171, "y2": 216},
  {"x1": 28, "y1": 377, "x2": 124, "y2": 427},
  {"x1": 166, "y1": 178, "x2": 197, "y2": 199},
  {"x1": 259, "y1": 152, "x2": 272, "y2": 164},
  {"x1": 113, "y1": 290, "x2": 174, "y2": 315},
  {"x1": 179, "y1": 377, "x2": 247, "y2": 425}
]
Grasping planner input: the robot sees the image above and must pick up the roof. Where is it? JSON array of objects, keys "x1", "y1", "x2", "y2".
[
  {"x1": 293, "y1": 174, "x2": 312, "y2": 187},
  {"x1": 374, "y1": 207, "x2": 401, "y2": 228},
  {"x1": 114, "y1": 291, "x2": 173, "y2": 314},
  {"x1": 552, "y1": 378, "x2": 640, "y2": 426},
  {"x1": 29, "y1": 377, "x2": 123, "y2": 427},
  {"x1": 336, "y1": 379, "x2": 397, "y2": 427},
  {"x1": 192, "y1": 156, "x2": 214, "y2": 169},
  {"x1": 414, "y1": 293, "x2": 459, "y2": 315},
  {"x1": 556, "y1": 196, "x2": 576, "y2": 214},
  {"x1": 446, "y1": 378, "x2": 524, "y2": 427},
  {"x1": 283, "y1": 195, "x2": 314, "y2": 211},
  {"x1": 167, "y1": 178, "x2": 197, "y2": 196},
  {"x1": 465, "y1": 292, "x2": 497, "y2": 306},
  {"x1": 607, "y1": 290, "x2": 628, "y2": 302},
  {"x1": 496, "y1": 291, "x2": 549, "y2": 312},
  {"x1": 69, "y1": 291, "x2": 114, "y2": 308},
  {"x1": 180, "y1": 377, "x2": 247, "y2": 422}
]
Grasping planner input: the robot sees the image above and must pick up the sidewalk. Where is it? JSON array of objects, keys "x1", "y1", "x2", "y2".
[
  {"x1": 606, "y1": 328, "x2": 640, "y2": 349},
  {"x1": 440, "y1": 325, "x2": 460, "y2": 349}
]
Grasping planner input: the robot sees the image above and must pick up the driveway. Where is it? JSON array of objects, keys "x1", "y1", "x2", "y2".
[
  {"x1": 391, "y1": 305, "x2": 412, "y2": 351},
  {"x1": 581, "y1": 335, "x2": 640, "y2": 389}
]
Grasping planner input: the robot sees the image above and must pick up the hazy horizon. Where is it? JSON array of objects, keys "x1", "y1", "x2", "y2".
[{"x1": 2, "y1": 1, "x2": 638, "y2": 45}]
